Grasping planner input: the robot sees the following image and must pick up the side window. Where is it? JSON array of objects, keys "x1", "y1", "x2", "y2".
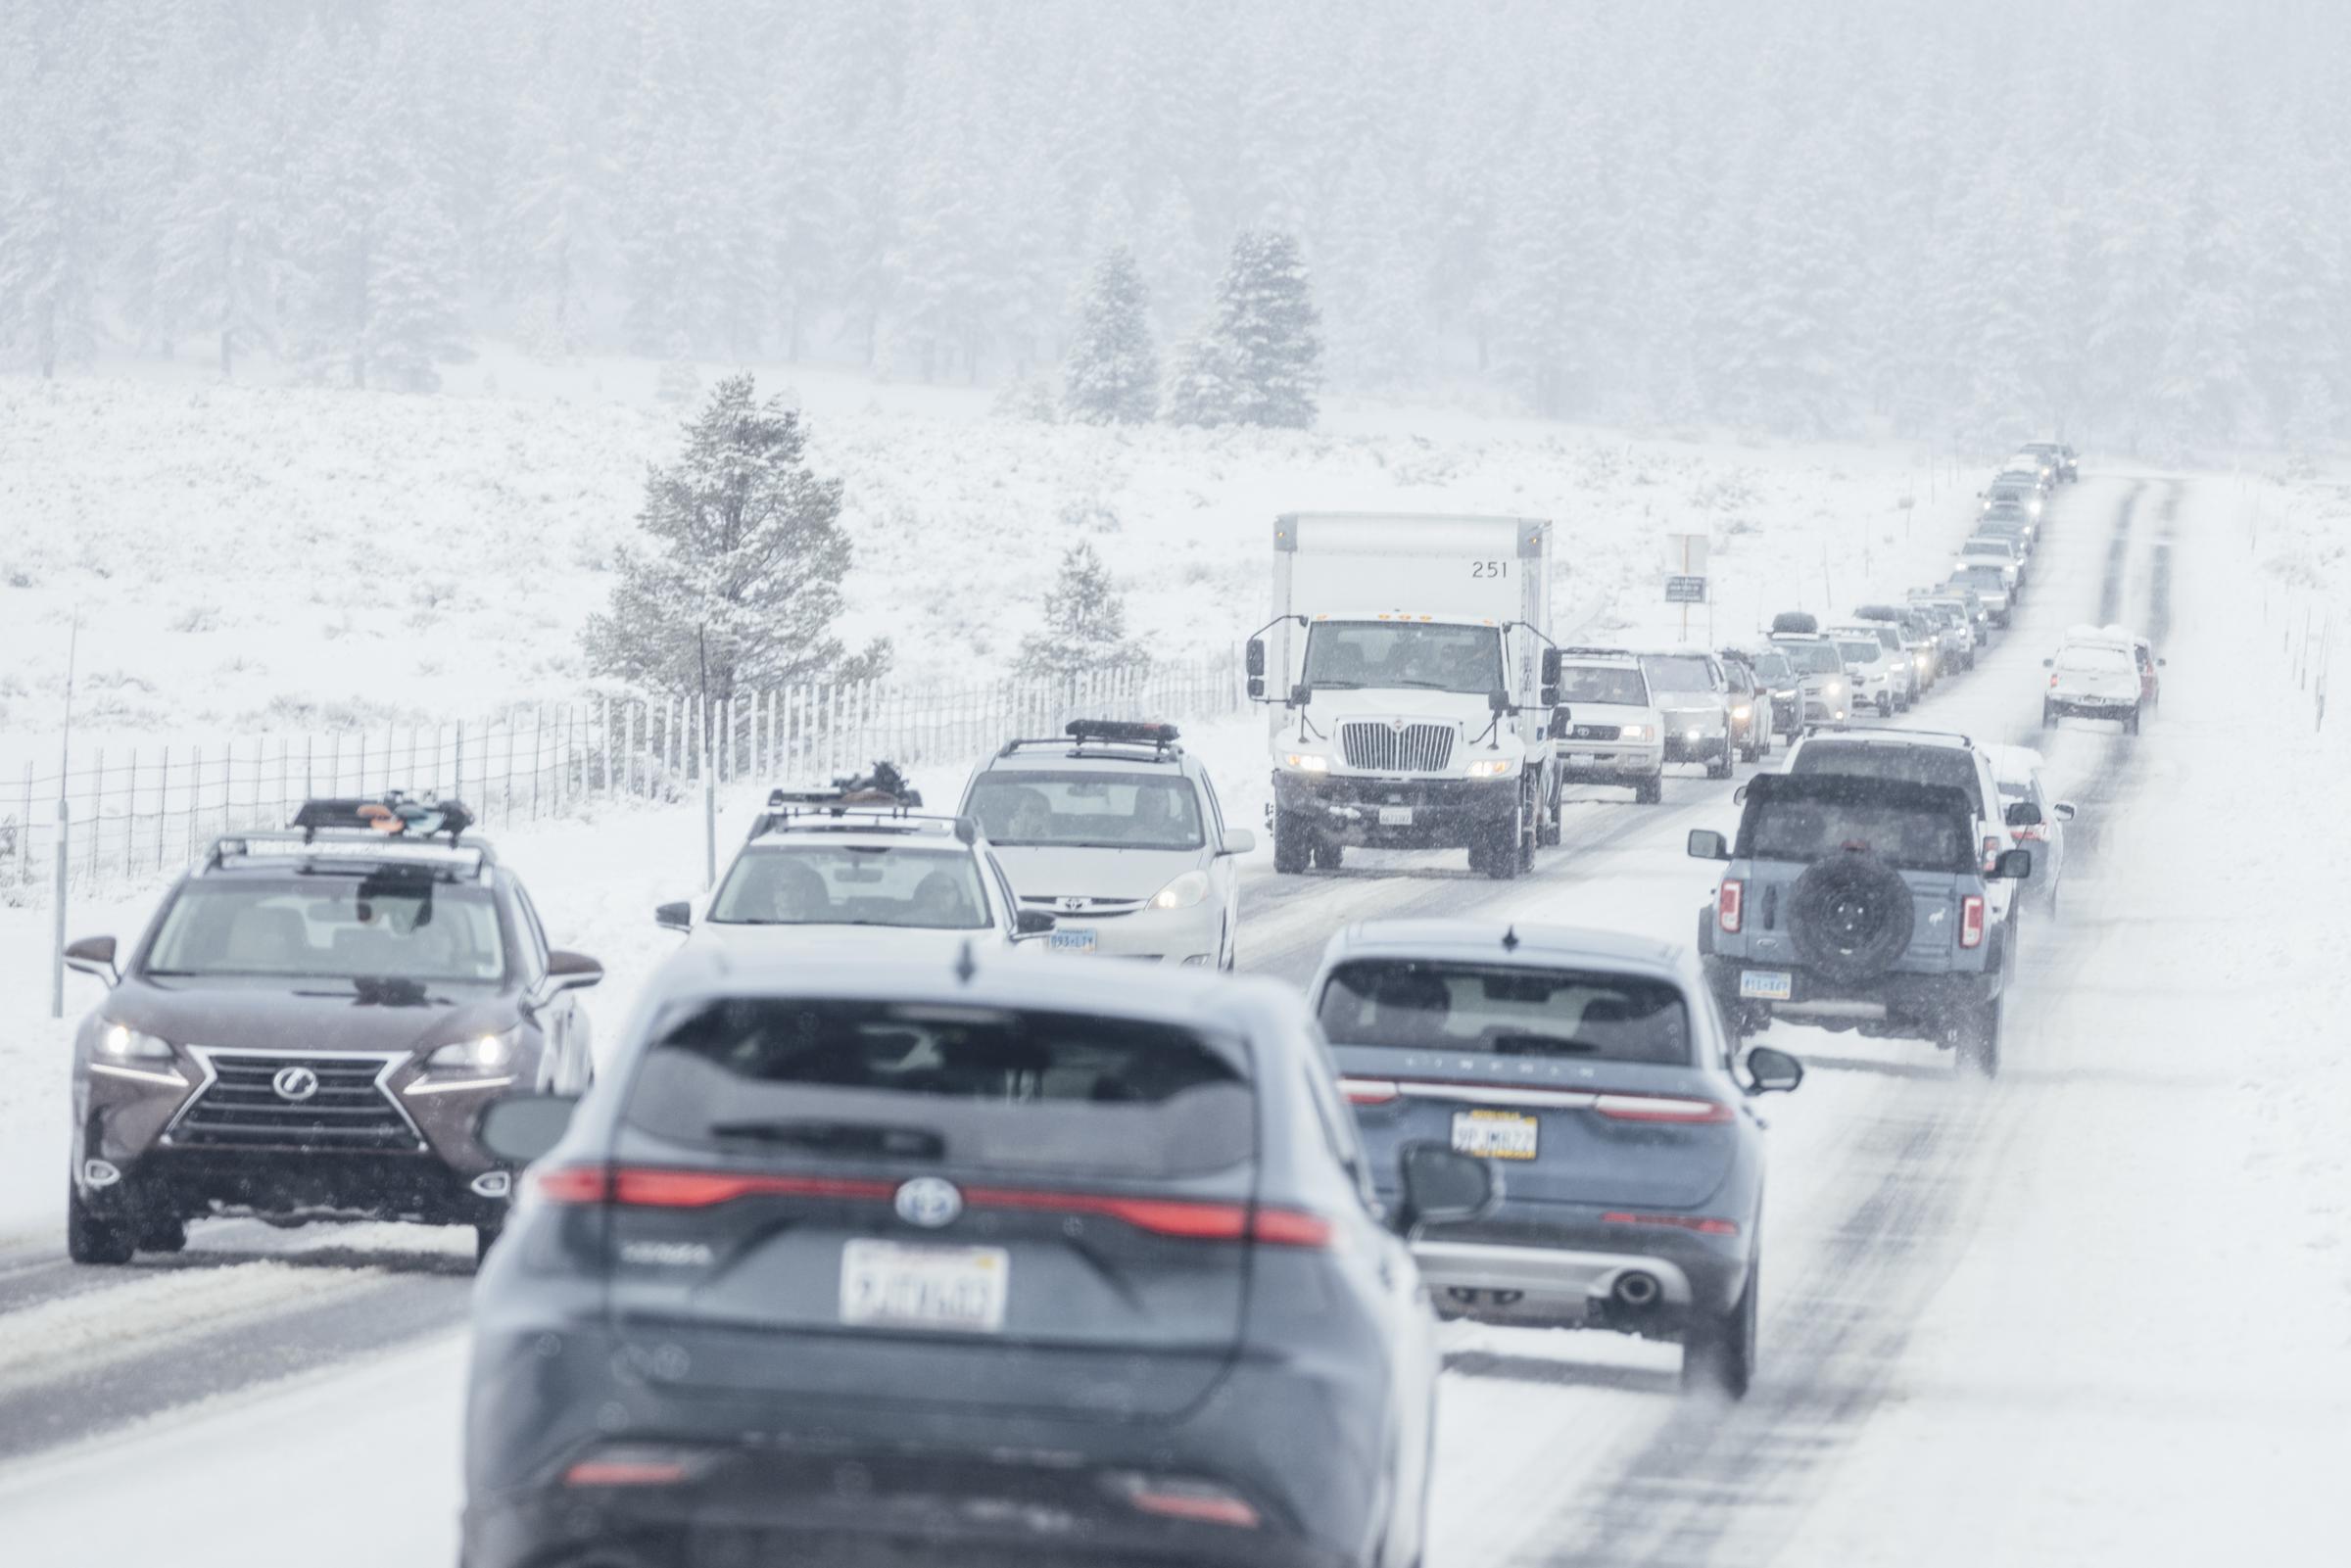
[
  {"x1": 510, "y1": 883, "x2": 551, "y2": 983},
  {"x1": 1196, "y1": 774, "x2": 1225, "y2": 840},
  {"x1": 984, "y1": 853, "x2": 1022, "y2": 930}
]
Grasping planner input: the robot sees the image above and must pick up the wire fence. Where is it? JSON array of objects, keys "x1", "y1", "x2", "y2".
[{"x1": 0, "y1": 656, "x2": 1240, "y2": 898}]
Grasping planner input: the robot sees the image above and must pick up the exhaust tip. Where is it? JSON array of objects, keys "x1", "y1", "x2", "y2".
[
  {"x1": 81, "y1": 1159, "x2": 122, "y2": 1188},
  {"x1": 1612, "y1": 1270, "x2": 1661, "y2": 1308},
  {"x1": 469, "y1": 1169, "x2": 513, "y2": 1200}
]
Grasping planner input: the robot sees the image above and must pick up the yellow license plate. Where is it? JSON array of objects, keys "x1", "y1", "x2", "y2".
[{"x1": 1452, "y1": 1109, "x2": 1539, "y2": 1160}]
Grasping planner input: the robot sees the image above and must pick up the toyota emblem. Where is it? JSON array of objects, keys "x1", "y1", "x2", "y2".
[
  {"x1": 1059, "y1": 896, "x2": 1088, "y2": 913},
  {"x1": 894, "y1": 1177, "x2": 964, "y2": 1229},
  {"x1": 271, "y1": 1065, "x2": 320, "y2": 1103}
]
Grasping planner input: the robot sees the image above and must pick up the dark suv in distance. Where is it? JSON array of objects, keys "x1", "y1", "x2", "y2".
[
  {"x1": 464, "y1": 950, "x2": 1494, "y2": 1568},
  {"x1": 61, "y1": 797, "x2": 602, "y2": 1264}
]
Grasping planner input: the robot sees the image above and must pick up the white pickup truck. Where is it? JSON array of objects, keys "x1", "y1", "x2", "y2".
[{"x1": 1246, "y1": 513, "x2": 1562, "y2": 879}]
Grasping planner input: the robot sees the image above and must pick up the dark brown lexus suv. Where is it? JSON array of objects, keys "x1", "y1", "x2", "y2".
[{"x1": 61, "y1": 798, "x2": 601, "y2": 1265}]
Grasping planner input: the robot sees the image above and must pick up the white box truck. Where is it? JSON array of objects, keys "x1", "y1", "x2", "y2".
[{"x1": 1245, "y1": 513, "x2": 1561, "y2": 878}]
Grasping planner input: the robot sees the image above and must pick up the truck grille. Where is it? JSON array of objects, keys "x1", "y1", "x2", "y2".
[
  {"x1": 1567, "y1": 724, "x2": 1621, "y2": 741},
  {"x1": 169, "y1": 1051, "x2": 421, "y2": 1153},
  {"x1": 1339, "y1": 722, "x2": 1455, "y2": 774}
]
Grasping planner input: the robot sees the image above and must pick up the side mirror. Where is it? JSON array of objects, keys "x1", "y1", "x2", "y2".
[
  {"x1": 1540, "y1": 683, "x2": 1559, "y2": 708},
  {"x1": 1392, "y1": 1142, "x2": 1497, "y2": 1235},
  {"x1": 1992, "y1": 847, "x2": 2034, "y2": 881},
  {"x1": 654, "y1": 901, "x2": 693, "y2": 931},
  {"x1": 2053, "y1": 801, "x2": 2077, "y2": 821},
  {"x1": 475, "y1": 1092, "x2": 579, "y2": 1165},
  {"x1": 64, "y1": 934, "x2": 119, "y2": 984},
  {"x1": 1487, "y1": 688, "x2": 1511, "y2": 715},
  {"x1": 1218, "y1": 828, "x2": 1257, "y2": 856},
  {"x1": 1290, "y1": 683, "x2": 1313, "y2": 707},
  {"x1": 2004, "y1": 801, "x2": 2042, "y2": 828},
  {"x1": 2157, "y1": 657, "x2": 2167, "y2": 667},
  {"x1": 2041, "y1": 657, "x2": 2053, "y2": 668},
  {"x1": 542, "y1": 949, "x2": 603, "y2": 996},
  {"x1": 1540, "y1": 647, "x2": 1562, "y2": 685},
  {"x1": 1247, "y1": 676, "x2": 1267, "y2": 700},
  {"x1": 1687, "y1": 829, "x2": 1729, "y2": 861},
  {"x1": 1015, "y1": 909, "x2": 1058, "y2": 936},
  {"x1": 1245, "y1": 638, "x2": 1267, "y2": 679},
  {"x1": 1744, "y1": 1045, "x2": 1804, "y2": 1095}
]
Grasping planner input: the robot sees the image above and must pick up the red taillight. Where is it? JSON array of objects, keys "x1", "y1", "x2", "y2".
[
  {"x1": 1717, "y1": 879, "x2": 1744, "y2": 934},
  {"x1": 1593, "y1": 1094, "x2": 1734, "y2": 1124},
  {"x1": 1248, "y1": 1208, "x2": 1338, "y2": 1249},
  {"x1": 563, "y1": 1458, "x2": 690, "y2": 1488},
  {"x1": 1112, "y1": 1476, "x2": 1264, "y2": 1529},
  {"x1": 1342, "y1": 1077, "x2": 1401, "y2": 1106},
  {"x1": 532, "y1": 1164, "x2": 611, "y2": 1204},
  {"x1": 1603, "y1": 1211, "x2": 1741, "y2": 1237},
  {"x1": 2049, "y1": 672, "x2": 2059, "y2": 689},
  {"x1": 1982, "y1": 835, "x2": 1999, "y2": 863},
  {"x1": 1960, "y1": 894, "x2": 1986, "y2": 948},
  {"x1": 966, "y1": 1188, "x2": 1332, "y2": 1249},
  {"x1": 2013, "y1": 826, "x2": 2044, "y2": 842},
  {"x1": 618, "y1": 1169, "x2": 895, "y2": 1208}
]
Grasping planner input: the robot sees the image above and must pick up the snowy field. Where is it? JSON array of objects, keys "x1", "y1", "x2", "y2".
[
  {"x1": 0, "y1": 359, "x2": 1977, "y2": 754},
  {"x1": 2, "y1": 461, "x2": 2344, "y2": 1566}
]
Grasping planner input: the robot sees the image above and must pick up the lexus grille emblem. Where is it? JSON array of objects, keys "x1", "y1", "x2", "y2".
[
  {"x1": 894, "y1": 1177, "x2": 963, "y2": 1229},
  {"x1": 271, "y1": 1065, "x2": 320, "y2": 1103}
]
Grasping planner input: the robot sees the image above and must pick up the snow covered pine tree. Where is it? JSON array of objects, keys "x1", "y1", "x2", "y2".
[
  {"x1": 583, "y1": 373, "x2": 889, "y2": 699},
  {"x1": 1016, "y1": 542, "x2": 1146, "y2": 680},
  {"x1": 1164, "y1": 230, "x2": 1322, "y2": 429},
  {"x1": 1062, "y1": 245, "x2": 1158, "y2": 423}
]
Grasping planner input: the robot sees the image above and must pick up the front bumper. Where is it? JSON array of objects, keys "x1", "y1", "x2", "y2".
[
  {"x1": 1553, "y1": 740, "x2": 1664, "y2": 782},
  {"x1": 1031, "y1": 901, "x2": 1223, "y2": 966},
  {"x1": 1274, "y1": 771, "x2": 1518, "y2": 847},
  {"x1": 1661, "y1": 723, "x2": 1730, "y2": 763},
  {"x1": 84, "y1": 1146, "x2": 505, "y2": 1227}
]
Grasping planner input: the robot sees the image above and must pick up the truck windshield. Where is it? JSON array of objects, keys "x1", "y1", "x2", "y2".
[{"x1": 1302, "y1": 621, "x2": 1504, "y2": 694}]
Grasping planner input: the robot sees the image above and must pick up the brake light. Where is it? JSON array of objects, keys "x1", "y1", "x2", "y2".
[
  {"x1": 964, "y1": 1187, "x2": 1332, "y2": 1249},
  {"x1": 1960, "y1": 894, "x2": 1986, "y2": 948},
  {"x1": 1717, "y1": 878, "x2": 1744, "y2": 934},
  {"x1": 2049, "y1": 672, "x2": 2059, "y2": 689},
  {"x1": 1342, "y1": 1077, "x2": 1401, "y2": 1106},
  {"x1": 531, "y1": 1165, "x2": 611, "y2": 1204},
  {"x1": 1594, "y1": 1094, "x2": 1734, "y2": 1124},
  {"x1": 1110, "y1": 1474, "x2": 1263, "y2": 1529},
  {"x1": 1603, "y1": 1211, "x2": 1741, "y2": 1236},
  {"x1": 564, "y1": 1458, "x2": 691, "y2": 1487}
]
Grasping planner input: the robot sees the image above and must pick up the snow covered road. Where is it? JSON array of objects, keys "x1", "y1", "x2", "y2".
[{"x1": 2, "y1": 473, "x2": 2342, "y2": 1566}]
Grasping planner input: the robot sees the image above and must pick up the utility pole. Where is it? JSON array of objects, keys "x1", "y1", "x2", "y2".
[{"x1": 50, "y1": 613, "x2": 79, "y2": 1020}]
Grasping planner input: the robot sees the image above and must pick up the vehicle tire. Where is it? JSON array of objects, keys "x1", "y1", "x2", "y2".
[
  {"x1": 2042, "y1": 701, "x2": 2055, "y2": 729},
  {"x1": 136, "y1": 1212, "x2": 188, "y2": 1254},
  {"x1": 1878, "y1": 693, "x2": 1894, "y2": 718},
  {"x1": 1635, "y1": 775, "x2": 1663, "y2": 805},
  {"x1": 1313, "y1": 836, "x2": 1346, "y2": 871},
  {"x1": 1683, "y1": 1258, "x2": 1757, "y2": 1400},
  {"x1": 1705, "y1": 745, "x2": 1733, "y2": 781},
  {"x1": 68, "y1": 1189, "x2": 135, "y2": 1266},
  {"x1": 1538, "y1": 772, "x2": 1562, "y2": 847},
  {"x1": 1517, "y1": 795, "x2": 1538, "y2": 874},
  {"x1": 1787, "y1": 852, "x2": 1916, "y2": 984},
  {"x1": 2124, "y1": 704, "x2": 2141, "y2": 736},
  {"x1": 1272, "y1": 808, "x2": 1311, "y2": 875},
  {"x1": 1953, "y1": 995, "x2": 2002, "y2": 1078},
  {"x1": 474, "y1": 1220, "x2": 504, "y2": 1265}
]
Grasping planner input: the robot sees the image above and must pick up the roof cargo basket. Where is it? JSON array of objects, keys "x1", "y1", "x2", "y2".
[{"x1": 996, "y1": 718, "x2": 1183, "y2": 761}]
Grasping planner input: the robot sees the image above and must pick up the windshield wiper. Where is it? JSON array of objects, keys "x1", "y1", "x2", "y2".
[{"x1": 707, "y1": 1119, "x2": 945, "y2": 1160}]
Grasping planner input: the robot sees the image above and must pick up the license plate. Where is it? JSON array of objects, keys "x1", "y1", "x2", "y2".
[
  {"x1": 1565, "y1": 752, "x2": 1600, "y2": 766},
  {"x1": 1452, "y1": 1109, "x2": 1539, "y2": 1160},
  {"x1": 1377, "y1": 805, "x2": 1415, "y2": 827},
  {"x1": 1047, "y1": 928, "x2": 1097, "y2": 953},
  {"x1": 1739, "y1": 970, "x2": 1794, "y2": 1001},
  {"x1": 840, "y1": 1240, "x2": 1009, "y2": 1333}
]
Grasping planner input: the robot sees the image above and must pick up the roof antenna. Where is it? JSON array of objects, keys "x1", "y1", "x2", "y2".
[
  {"x1": 953, "y1": 939, "x2": 978, "y2": 985},
  {"x1": 1501, "y1": 926, "x2": 1520, "y2": 952}
]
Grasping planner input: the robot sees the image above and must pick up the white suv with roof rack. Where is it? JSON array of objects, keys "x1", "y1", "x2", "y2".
[
  {"x1": 656, "y1": 779, "x2": 1051, "y2": 961},
  {"x1": 959, "y1": 720, "x2": 1251, "y2": 969}
]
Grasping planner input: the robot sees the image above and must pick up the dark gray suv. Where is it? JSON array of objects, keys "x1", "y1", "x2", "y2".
[
  {"x1": 1690, "y1": 773, "x2": 2030, "y2": 1075},
  {"x1": 464, "y1": 950, "x2": 1493, "y2": 1568}
]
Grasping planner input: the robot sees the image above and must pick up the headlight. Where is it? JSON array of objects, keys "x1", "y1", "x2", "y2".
[
  {"x1": 425, "y1": 1028, "x2": 518, "y2": 1073},
  {"x1": 97, "y1": 1022, "x2": 172, "y2": 1063},
  {"x1": 1732, "y1": 704, "x2": 1751, "y2": 719},
  {"x1": 1281, "y1": 752, "x2": 1330, "y2": 773},
  {"x1": 1619, "y1": 724, "x2": 1652, "y2": 739},
  {"x1": 1825, "y1": 680, "x2": 1844, "y2": 695},
  {"x1": 1149, "y1": 871, "x2": 1212, "y2": 911},
  {"x1": 1464, "y1": 756, "x2": 1518, "y2": 778}
]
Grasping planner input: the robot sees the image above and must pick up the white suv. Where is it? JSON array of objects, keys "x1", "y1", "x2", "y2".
[
  {"x1": 656, "y1": 791, "x2": 1049, "y2": 959},
  {"x1": 1551, "y1": 650, "x2": 1668, "y2": 804},
  {"x1": 1826, "y1": 625, "x2": 1906, "y2": 717},
  {"x1": 960, "y1": 721, "x2": 1249, "y2": 969}
]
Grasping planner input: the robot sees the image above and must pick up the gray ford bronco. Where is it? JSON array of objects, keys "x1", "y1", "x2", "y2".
[{"x1": 1687, "y1": 773, "x2": 2031, "y2": 1076}]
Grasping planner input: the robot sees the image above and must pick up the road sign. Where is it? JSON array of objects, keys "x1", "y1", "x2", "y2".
[{"x1": 1665, "y1": 575, "x2": 1708, "y2": 604}]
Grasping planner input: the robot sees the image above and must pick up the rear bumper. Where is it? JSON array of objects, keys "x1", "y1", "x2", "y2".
[
  {"x1": 2047, "y1": 695, "x2": 2136, "y2": 719},
  {"x1": 1274, "y1": 772, "x2": 1517, "y2": 847},
  {"x1": 1702, "y1": 954, "x2": 1999, "y2": 1027}
]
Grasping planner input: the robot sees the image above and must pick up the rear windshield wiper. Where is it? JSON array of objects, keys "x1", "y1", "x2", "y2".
[{"x1": 706, "y1": 1119, "x2": 945, "y2": 1160}]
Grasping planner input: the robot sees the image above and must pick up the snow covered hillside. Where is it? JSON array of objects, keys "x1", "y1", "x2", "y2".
[{"x1": 1, "y1": 368, "x2": 1973, "y2": 751}]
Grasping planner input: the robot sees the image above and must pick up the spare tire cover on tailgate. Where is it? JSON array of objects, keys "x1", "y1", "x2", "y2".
[{"x1": 1788, "y1": 851, "x2": 1916, "y2": 983}]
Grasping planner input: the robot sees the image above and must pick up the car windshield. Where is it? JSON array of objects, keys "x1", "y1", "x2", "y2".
[
  {"x1": 1791, "y1": 740, "x2": 1984, "y2": 813},
  {"x1": 1559, "y1": 665, "x2": 1648, "y2": 704},
  {"x1": 1751, "y1": 651, "x2": 1795, "y2": 682},
  {"x1": 966, "y1": 771, "x2": 1205, "y2": 850},
  {"x1": 1963, "y1": 542, "x2": 2012, "y2": 557},
  {"x1": 145, "y1": 876, "x2": 505, "y2": 982},
  {"x1": 1777, "y1": 641, "x2": 1844, "y2": 674},
  {"x1": 1317, "y1": 960, "x2": 1692, "y2": 1066},
  {"x1": 1639, "y1": 654, "x2": 1716, "y2": 692},
  {"x1": 623, "y1": 998, "x2": 1252, "y2": 1176},
  {"x1": 708, "y1": 844, "x2": 990, "y2": 929},
  {"x1": 1744, "y1": 795, "x2": 1973, "y2": 873},
  {"x1": 1953, "y1": 566, "x2": 2006, "y2": 588},
  {"x1": 1836, "y1": 639, "x2": 1883, "y2": 664},
  {"x1": 1302, "y1": 620, "x2": 1503, "y2": 694}
]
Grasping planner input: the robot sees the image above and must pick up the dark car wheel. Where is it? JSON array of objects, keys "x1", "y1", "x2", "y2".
[
  {"x1": 2124, "y1": 705, "x2": 2141, "y2": 736},
  {"x1": 1272, "y1": 809, "x2": 1311, "y2": 874},
  {"x1": 1683, "y1": 1258, "x2": 1757, "y2": 1400},
  {"x1": 68, "y1": 1189, "x2": 135, "y2": 1266},
  {"x1": 1954, "y1": 995, "x2": 2002, "y2": 1077},
  {"x1": 2042, "y1": 701, "x2": 2056, "y2": 729},
  {"x1": 1705, "y1": 745, "x2": 1733, "y2": 781},
  {"x1": 137, "y1": 1212, "x2": 189, "y2": 1254},
  {"x1": 1636, "y1": 776, "x2": 1663, "y2": 805},
  {"x1": 1313, "y1": 835, "x2": 1346, "y2": 871},
  {"x1": 1788, "y1": 852, "x2": 1916, "y2": 984}
]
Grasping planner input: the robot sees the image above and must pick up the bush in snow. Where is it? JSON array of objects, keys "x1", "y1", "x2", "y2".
[
  {"x1": 1164, "y1": 231, "x2": 1321, "y2": 430},
  {"x1": 655, "y1": 330, "x2": 700, "y2": 407},
  {"x1": 991, "y1": 372, "x2": 1059, "y2": 422},
  {"x1": 1062, "y1": 246, "x2": 1158, "y2": 424},
  {"x1": 583, "y1": 373, "x2": 888, "y2": 700},
  {"x1": 1016, "y1": 542, "x2": 1146, "y2": 679}
]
